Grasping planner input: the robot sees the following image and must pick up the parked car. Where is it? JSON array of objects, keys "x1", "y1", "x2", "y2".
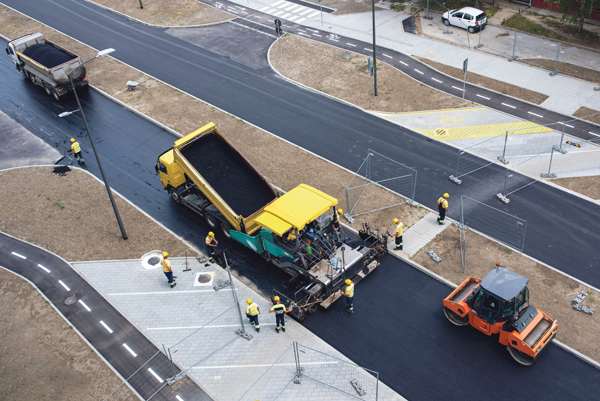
[{"x1": 442, "y1": 7, "x2": 487, "y2": 33}]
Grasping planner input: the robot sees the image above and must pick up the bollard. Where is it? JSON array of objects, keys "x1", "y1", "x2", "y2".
[
  {"x1": 508, "y1": 33, "x2": 518, "y2": 61},
  {"x1": 549, "y1": 44, "x2": 560, "y2": 76}
]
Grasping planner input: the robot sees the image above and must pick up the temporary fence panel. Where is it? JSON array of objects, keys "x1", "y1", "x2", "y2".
[
  {"x1": 103, "y1": 350, "x2": 173, "y2": 401},
  {"x1": 461, "y1": 195, "x2": 527, "y2": 253},
  {"x1": 166, "y1": 305, "x2": 241, "y2": 380},
  {"x1": 238, "y1": 344, "x2": 298, "y2": 401},
  {"x1": 296, "y1": 343, "x2": 379, "y2": 401},
  {"x1": 449, "y1": 135, "x2": 500, "y2": 184},
  {"x1": 345, "y1": 149, "x2": 417, "y2": 223}
]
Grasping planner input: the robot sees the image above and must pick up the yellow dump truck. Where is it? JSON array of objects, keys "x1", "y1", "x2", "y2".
[{"x1": 156, "y1": 122, "x2": 388, "y2": 320}]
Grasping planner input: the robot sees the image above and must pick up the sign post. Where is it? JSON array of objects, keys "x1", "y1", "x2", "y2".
[
  {"x1": 462, "y1": 58, "x2": 468, "y2": 103},
  {"x1": 274, "y1": 19, "x2": 283, "y2": 61},
  {"x1": 318, "y1": 0, "x2": 323, "y2": 27}
]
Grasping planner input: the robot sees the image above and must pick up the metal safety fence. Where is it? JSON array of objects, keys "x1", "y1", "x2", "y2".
[
  {"x1": 344, "y1": 149, "x2": 417, "y2": 223},
  {"x1": 459, "y1": 195, "x2": 527, "y2": 273},
  {"x1": 239, "y1": 342, "x2": 380, "y2": 401}
]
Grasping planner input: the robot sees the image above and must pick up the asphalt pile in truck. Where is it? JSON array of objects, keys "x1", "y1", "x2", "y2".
[
  {"x1": 22, "y1": 43, "x2": 73, "y2": 68},
  {"x1": 183, "y1": 133, "x2": 275, "y2": 217}
]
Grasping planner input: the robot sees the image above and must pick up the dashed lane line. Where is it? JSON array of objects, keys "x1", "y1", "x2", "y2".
[
  {"x1": 58, "y1": 280, "x2": 70, "y2": 291},
  {"x1": 123, "y1": 343, "x2": 137, "y2": 357},
  {"x1": 432, "y1": 77, "x2": 442, "y2": 83},
  {"x1": 11, "y1": 252, "x2": 26, "y2": 259},
  {"x1": 37, "y1": 264, "x2": 51, "y2": 273},
  {"x1": 100, "y1": 320, "x2": 114, "y2": 334},
  {"x1": 347, "y1": 43, "x2": 356, "y2": 47},
  {"x1": 502, "y1": 103, "x2": 516, "y2": 109},
  {"x1": 399, "y1": 60, "x2": 408, "y2": 66},
  {"x1": 414, "y1": 69, "x2": 424, "y2": 74},
  {"x1": 148, "y1": 368, "x2": 164, "y2": 383},
  {"x1": 476, "y1": 94, "x2": 490, "y2": 100},
  {"x1": 383, "y1": 54, "x2": 392, "y2": 58},
  {"x1": 79, "y1": 300, "x2": 92, "y2": 312},
  {"x1": 452, "y1": 86, "x2": 464, "y2": 91},
  {"x1": 176, "y1": 396, "x2": 185, "y2": 401},
  {"x1": 528, "y1": 111, "x2": 544, "y2": 118}
]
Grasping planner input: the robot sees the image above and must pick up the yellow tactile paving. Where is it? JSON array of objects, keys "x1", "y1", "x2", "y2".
[{"x1": 416, "y1": 122, "x2": 553, "y2": 141}]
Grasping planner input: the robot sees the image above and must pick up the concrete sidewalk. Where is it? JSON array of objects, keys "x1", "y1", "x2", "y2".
[
  {"x1": 73, "y1": 257, "x2": 405, "y2": 401},
  {"x1": 226, "y1": 0, "x2": 599, "y2": 116}
]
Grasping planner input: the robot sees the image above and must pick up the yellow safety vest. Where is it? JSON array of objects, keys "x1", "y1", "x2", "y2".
[
  {"x1": 71, "y1": 142, "x2": 81, "y2": 153},
  {"x1": 438, "y1": 197, "x2": 448, "y2": 209},
  {"x1": 246, "y1": 303, "x2": 259, "y2": 316},
  {"x1": 205, "y1": 235, "x2": 214, "y2": 246},
  {"x1": 344, "y1": 283, "x2": 354, "y2": 298},
  {"x1": 395, "y1": 223, "x2": 404, "y2": 237},
  {"x1": 270, "y1": 303, "x2": 287, "y2": 314},
  {"x1": 161, "y1": 258, "x2": 171, "y2": 273}
]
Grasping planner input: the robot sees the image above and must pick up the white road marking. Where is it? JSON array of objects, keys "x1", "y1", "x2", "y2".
[
  {"x1": 284, "y1": 4, "x2": 300, "y2": 11},
  {"x1": 414, "y1": 69, "x2": 424, "y2": 74},
  {"x1": 11, "y1": 252, "x2": 26, "y2": 259},
  {"x1": 528, "y1": 111, "x2": 543, "y2": 118},
  {"x1": 383, "y1": 54, "x2": 393, "y2": 58},
  {"x1": 476, "y1": 94, "x2": 490, "y2": 100},
  {"x1": 100, "y1": 320, "x2": 113, "y2": 334},
  {"x1": 329, "y1": 38, "x2": 339, "y2": 42},
  {"x1": 272, "y1": 0, "x2": 285, "y2": 6},
  {"x1": 107, "y1": 289, "x2": 235, "y2": 296},
  {"x1": 259, "y1": 6, "x2": 270, "y2": 11},
  {"x1": 58, "y1": 280, "x2": 70, "y2": 291},
  {"x1": 37, "y1": 264, "x2": 51, "y2": 273},
  {"x1": 452, "y1": 86, "x2": 464, "y2": 91},
  {"x1": 313, "y1": 33, "x2": 322, "y2": 37},
  {"x1": 346, "y1": 43, "x2": 356, "y2": 47},
  {"x1": 288, "y1": 15, "x2": 299, "y2": 21},
  {"x1": 431, "y1": 77, "x2": 442, "y2": 83},
  {"x1": 264, "y1": 8, "x2": 275, "y2": 13},
  {"x1": 589, "y1": 132, "x2": 599, "y2": 137},
  {"x1": 299, "y1": 8, "x2": 313, "y2": 16},
  {"x1": 364, "y1": 48, "x2": 373, "y2": 52},
  {"x1": 502, "y1": 103, "x2": 516, "y2": 109},
  {"x1": 176, "y1": 396, "x2": 185, "y2": 401},
  {"x1": 308, "y1": 10, "x2": 320, "y2": 18},
  {"x1": 148, "y1": 323, "x2": 276, "y2": 331},
  {"x1": 191, "y1": 361, "x2": 338, "y2": 370},
  {"x1": 148, "y1": 368, "x2": 164, "y2": 383},
  {"x1": 123, "y1": 343, "x2": 137, "y2": 357},
  {"x1": 306, "y1": 28, "x2": 319, "y2": 33},
  {"x1": 272, "y1": 9, "x2": 285, "y2": 16},
  {"x1": 281, "y1": 13, "x2": 291, "y2": 18},
  {"x1": 399, "y1": 61, "x2": 407, "y2": 66},
  {"x1": 296, "y1": 18, "x2": 306, "y2": 23},
  {"x1": 78, "y1": 300, "x2": 91, "y2": 312},
  {"x1": 558, "y1": 122, "x2": 574, "y2": 128},
  {"x1": 298, "y1": 32, "x2": 311, "y2": 37},
  {"x1": 276, "y1": 2, "x2": 288, "y2": 8}
]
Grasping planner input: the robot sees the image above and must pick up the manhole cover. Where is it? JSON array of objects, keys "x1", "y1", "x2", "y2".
[
  {"x1": 434, "y1": 129, "x2": 449, "y2": 137},
  {"x1": 147, "y1": 256, "x2": 161, "y2": 266},
  {"x1": 197, "y1": 274, "x2": 212, "y2": 283},
  {"x1": 19, "y1": 140, "x2": 27, "y2": 146},
  {"x1": 64, "y1": 296, "x2": 77, "y2": 305}
]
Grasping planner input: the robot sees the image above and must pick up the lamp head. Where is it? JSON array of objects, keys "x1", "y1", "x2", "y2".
[{"x1": 97, "y1": 48, "x2": 115, "y2": 57}]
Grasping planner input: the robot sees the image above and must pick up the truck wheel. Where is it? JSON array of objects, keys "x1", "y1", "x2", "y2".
[
  {"x1": 204, "y1": 213, "x2": 217, "y2": 229},
  {"x1": 21, "y1": 69, "x2": 29, "y2": 79},
  {"x1": 30, "y1": 74, "x2": 36, "y2": 85},
  {"x1": 443, "y1": 306, "x2": 469, "y2": 326},
  {"x1": 44, "y1": 85, "x2": 52, "y2": 96},
  {"x1": 52, "y1": 89, "x2": 60, "y2": 101},
  {"x1": 220, "y1": 223, "x2": 232, "y2": 239},
  {"x1": 171, "y1": 190, "x2": 181, "y2": 204},
  {"x1": 508, "y1": 345, "x2": 535, "y2": 366}
]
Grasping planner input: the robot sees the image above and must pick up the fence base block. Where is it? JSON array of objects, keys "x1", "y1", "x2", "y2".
[
  {"x1": 553, "y1": 144, "x2": 567, "y2": 154},
  {"x1": 213, "y1": 280, "x2": 230, "y2": 291},
  {"x1": 427, "y1": 250, "x2": 442, "y2": 263},
  {"x1": 350, "y1": 379, "x2": 367, "y2": 396},
  {"x1": 497, "y1": 156, "x2": 509, "y2": 164},
  {"x1": 448, "y1": 175, "x2": 462, "y2": 185},
  {"x1": 540, "y1": 172, "x2": 557, "y2": 178},
  {"x1": 407, "y1": 199, "x2": 419, "y2": 207},
  {"x1": 496, "y1": 193, "x2": 510, "y2": 204},
  {"x1": 343, "y1": 213, "x2": 355, "y2": 224},
  {"x1": 236, "y1": 328, "x2": 253, "y2": 341},
  {"x1": 166, "y1": 372, "x2": 186, "y2": 386}
]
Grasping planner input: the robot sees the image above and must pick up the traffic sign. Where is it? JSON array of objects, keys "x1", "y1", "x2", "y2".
[
  {"x1": 275, "y1": 26, "x2": 283, "y2": 36},
  {"x1": 462, "y1": 58, "x2": 468, "y2": 75},
  {"x1": 274, "y1": 19, "x2": 281, "y2": 27}
]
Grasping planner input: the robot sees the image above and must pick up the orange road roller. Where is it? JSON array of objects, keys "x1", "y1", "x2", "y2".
[{"x1": 443, "y1": 263, "x2": 558, "y2": 366}]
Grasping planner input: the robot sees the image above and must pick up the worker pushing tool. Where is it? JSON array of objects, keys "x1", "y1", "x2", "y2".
[
  {"x1": 70, "y1": 138, "x2": 85, "y2": 165},
  {"x1": 245, "y1": 298, "x2": 260, "y2": 333},
  {"x1": 437, "y1": 193, "x2": 450, "y2": 225},
  {"x1": 161, "y1": 252, "x2": 176, "y2": 289},
  {"x1": 392, "y1": 218, "x2": 404, "y2": 251},
  {"x1": 269, "y1": 296, "x2": 293, "y2": 333},
  {"x1": 340, "y1": 279, "x2": 355, "y2": 313},
  {"x1": 205, "y1": 232, "x2": 218, "y2": 262}
]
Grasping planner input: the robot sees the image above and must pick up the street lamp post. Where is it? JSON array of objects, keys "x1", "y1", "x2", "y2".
[
  {"x1": 371, "y1": 0, "x2": 377, "y2": 97},
  {"x1": 65, "y1": 48, "x2": 128, "y2": 240}
]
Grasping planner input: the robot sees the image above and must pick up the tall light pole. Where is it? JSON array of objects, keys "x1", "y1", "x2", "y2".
[
  {"x1": 372, "y1": 0, "x2": 377, "y2": 97},
  {"x1": 64, "y1": 48, "x2": 128, "y2": 240}
]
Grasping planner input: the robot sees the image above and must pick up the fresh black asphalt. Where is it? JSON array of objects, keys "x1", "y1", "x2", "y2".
[
  {"x1": 0, "y1": 232, "x2": 213, "y2": 401},
  {"x1": 0, "y1": 45, "x2": 598, "y2": 401},
  {"x1": 2, "y1": 0, "x2": 598, "y2": 290}
]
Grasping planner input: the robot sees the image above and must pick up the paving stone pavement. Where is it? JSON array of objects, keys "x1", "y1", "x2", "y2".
[
  {"x1": 394, "y1": 212, "x2": 449, "y2": 257},
  {"x1": 73, "y1": 258, "x2": 405, "y2": 401}
]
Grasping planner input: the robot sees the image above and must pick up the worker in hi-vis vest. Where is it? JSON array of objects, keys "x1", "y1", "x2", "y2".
[
  {"x1": 245, "y1": 298, "x2": 260, "y2": 333},
  {"x1": 70, "y1": 138, "x2": 85, "y2": 165},
  {"x1": 340, "y1": 279, "x2": 355, "y2": 313},
  {"x1": 437, "y1": 193, "x2": 450, "y2": 225},
  {"x1": 393, "y1": 218, "x2": 404, "y2": 251}
]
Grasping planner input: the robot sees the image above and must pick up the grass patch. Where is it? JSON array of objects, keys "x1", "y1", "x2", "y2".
[{"x1": 502, "y1": 14, "x2": 566, "y2": 41}]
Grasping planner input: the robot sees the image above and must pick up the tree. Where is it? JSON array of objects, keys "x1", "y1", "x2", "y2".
[{"x1": 548, "y1": 0, "x2": 600, "y2": 33}]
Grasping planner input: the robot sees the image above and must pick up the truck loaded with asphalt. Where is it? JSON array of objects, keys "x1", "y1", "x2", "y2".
[
  {"x1": 156, "y1": 122, "x2": 388, "y2": 320},
  {"x1": 5, "y1": 32, "x2": 87, "y2": 100}
]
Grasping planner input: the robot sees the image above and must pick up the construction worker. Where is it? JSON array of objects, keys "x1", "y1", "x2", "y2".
[
  {"x1": 340, "y1": 279, "x2": 354, "y2": 313},
  {"x1": 70, "y1": 138, "x2": 85, "y2": 165},
  {"x1": 205, "y1": 232, "x2": 218, "y2": 262},
  {"x1": 332, "y1": 208, "x2": 343, "y2": 230},
  {"x1": 437, "y1": 193, "x2": 450, "y2": 225},
  {"x1": 245, "y1": 298, "x2": 260, "y2": 333},
  {"x1": 161, "y1": 252, "x2": 176, "y2": 289},
  {"x1": 393, "y1": 218, "x2": 404, "y2": 251},
  {"x1": 269, "y1": 296, "x2": 292, "y2": 333}
]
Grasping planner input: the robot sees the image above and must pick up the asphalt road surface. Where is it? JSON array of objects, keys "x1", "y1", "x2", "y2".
[
  {"x1": 2, "y1": 0, "x2": 598, "y2": 290},
  {"x1": 0, "y1": 232, "x2": 213, "y2": 401}
]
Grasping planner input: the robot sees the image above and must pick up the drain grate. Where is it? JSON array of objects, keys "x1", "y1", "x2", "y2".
[
  {"x1": 147, "y1": 256, "x2": 161, "y2": 267},
  {"x1": 197, "y1": 274, "x2": 211, "y2": 284}
]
